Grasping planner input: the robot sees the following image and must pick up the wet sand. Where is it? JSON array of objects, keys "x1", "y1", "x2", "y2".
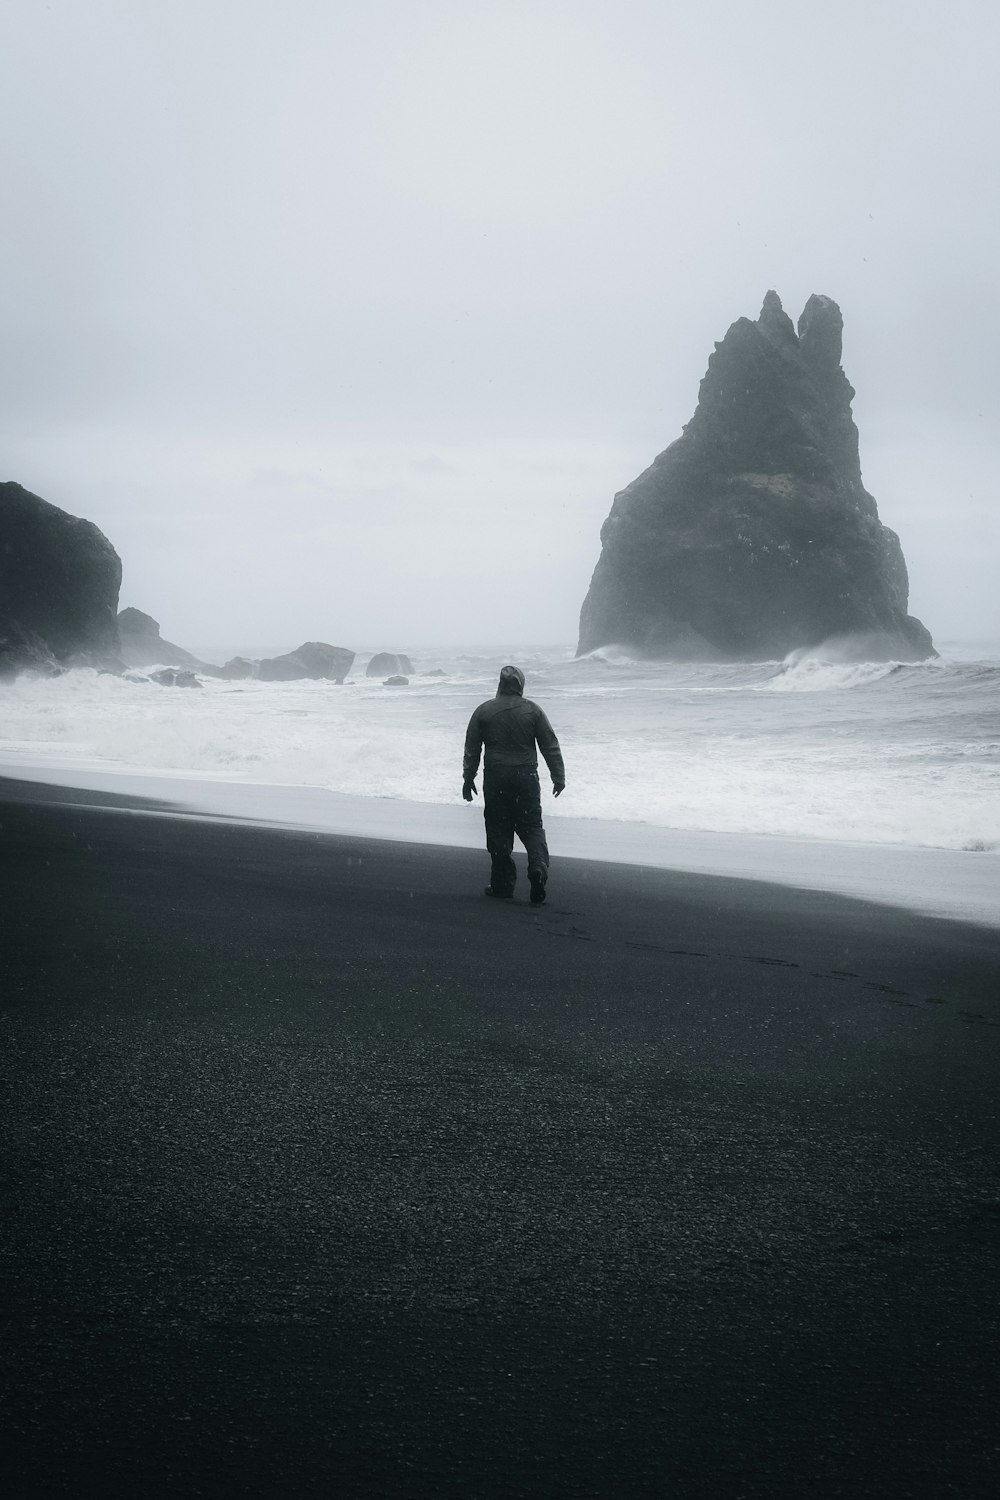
[{"x1": 2, "y1": 776, "x2": 999, "y2": 1497}]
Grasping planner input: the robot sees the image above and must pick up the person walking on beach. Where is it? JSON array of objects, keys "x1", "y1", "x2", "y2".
[{"x1": 462, "y1": 664, "x2": 565, "y2": 904}]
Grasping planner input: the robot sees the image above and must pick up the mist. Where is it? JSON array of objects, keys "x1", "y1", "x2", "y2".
[{"x1": 2, "y1": 0, "x2": 997, "y2": 648}]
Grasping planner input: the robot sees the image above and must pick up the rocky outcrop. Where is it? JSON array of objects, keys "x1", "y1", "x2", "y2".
[
  {"x1": 383, "y1": 675, "x2": 409, "y2": 686},
  {"x1": 149, "y1": 667, "x2": 202, "y2": 688},
  {"x1": 221, "y1": 656, "x2": 255, "y2": 680},
  {"x1": 256, "y1": 641, "x2": 355, "y2": 682},
  {"x1": 0, "y1": 481, "x2": 122, "y2": 678},
  {"x1": 117, "y1": 608, "x2": 223, "y2": 677},
  {"x1": 366, "y1": 651, "x2": 413, "y2": 678},
  {"x1": 577, "y1": 293, "x2": 934, "y2": 662}
]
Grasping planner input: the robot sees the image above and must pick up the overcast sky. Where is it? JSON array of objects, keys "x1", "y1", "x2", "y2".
[{"x1": 1, "y1": 0, "x2": 997, "y2": 650}]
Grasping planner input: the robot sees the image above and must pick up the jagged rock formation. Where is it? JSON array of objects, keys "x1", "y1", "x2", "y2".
[
  {"x1": 117, "y1": 608, "x2": 223, "y2": 677},
  {"x1": 366, "y1": 651, "x2": 413, "y2": 678},
  {"x1": 256, "y1": 641, "x2": 355, "y2": 682},
  {"x1": 0, "y1": 482, "x2": 122, "y2": 678},
  {"x1": 577, "y1": 293, "x2": 935, "y2": 662}
]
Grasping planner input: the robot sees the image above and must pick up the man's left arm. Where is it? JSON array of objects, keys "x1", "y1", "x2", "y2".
[{"x1": 462, "y1": 709, "x2": 483, "y2": 800}]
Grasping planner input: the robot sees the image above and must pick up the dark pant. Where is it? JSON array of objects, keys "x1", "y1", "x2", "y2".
[{"x1": 483, "y1": 766, "x2": 549, "y2": 894}]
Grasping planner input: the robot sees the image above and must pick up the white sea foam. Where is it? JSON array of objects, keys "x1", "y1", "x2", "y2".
[
  {"x1": 762, "y1": 657, "x2": 903, "y2": 693},
  {"x1": 2, "y1": 644, "x2": 999, "y2": 853},
  {"x1": 579, "y1": 644, "x2": 642, "y2": 667}
]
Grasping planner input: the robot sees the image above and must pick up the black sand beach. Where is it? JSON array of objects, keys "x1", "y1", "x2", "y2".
[{"x1": 2, "y1": 776, "x2": 999, "y2": 1498}]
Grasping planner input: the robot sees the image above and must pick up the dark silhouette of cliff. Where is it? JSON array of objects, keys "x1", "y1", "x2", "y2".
[{"x1": 0, "y1": 482, "x2": 122, "y2": 678}]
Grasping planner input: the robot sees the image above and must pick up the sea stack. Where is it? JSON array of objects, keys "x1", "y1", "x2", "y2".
[{"x1": 577, "y1": 293, "x2": 934, "y2": 662}]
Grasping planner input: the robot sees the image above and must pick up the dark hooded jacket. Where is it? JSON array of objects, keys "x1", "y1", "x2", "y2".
[{"x1": 463, "y1": 666, "x2": 565, "y2": 785}]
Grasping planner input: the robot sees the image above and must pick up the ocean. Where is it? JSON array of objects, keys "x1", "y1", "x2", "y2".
[{"x1": 2, "y1": 641, "x2": 998, "y2": 852}]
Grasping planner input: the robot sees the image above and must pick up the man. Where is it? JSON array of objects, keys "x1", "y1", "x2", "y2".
[{"x1": 462, "y1": 664, "x2": 565, "y2": 904}]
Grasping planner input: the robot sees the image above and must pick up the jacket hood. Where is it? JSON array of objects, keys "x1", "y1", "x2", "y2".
[{"x1": 496, "y1": 664, "x2": 525, "y2": 696}]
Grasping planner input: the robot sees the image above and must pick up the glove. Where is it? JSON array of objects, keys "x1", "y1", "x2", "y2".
[
  {"x1": 552, "y1": 782, "x2": 565, "y2": 798},
  {"x1": 462, "y1": 779, "x2": 477, "y2": 802}
]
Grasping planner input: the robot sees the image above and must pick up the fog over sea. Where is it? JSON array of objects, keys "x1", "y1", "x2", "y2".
[{"x1": 3, "y1": 639, "x2": 999, "y2": 855}]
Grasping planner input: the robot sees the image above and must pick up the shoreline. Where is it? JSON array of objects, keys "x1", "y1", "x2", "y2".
[
  {"x1": 2, "y1": 756, "x2": 998, "y2": 928},
  {"x1": 3, "y1": 784, "x2": 999, "y2": 1497}
]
